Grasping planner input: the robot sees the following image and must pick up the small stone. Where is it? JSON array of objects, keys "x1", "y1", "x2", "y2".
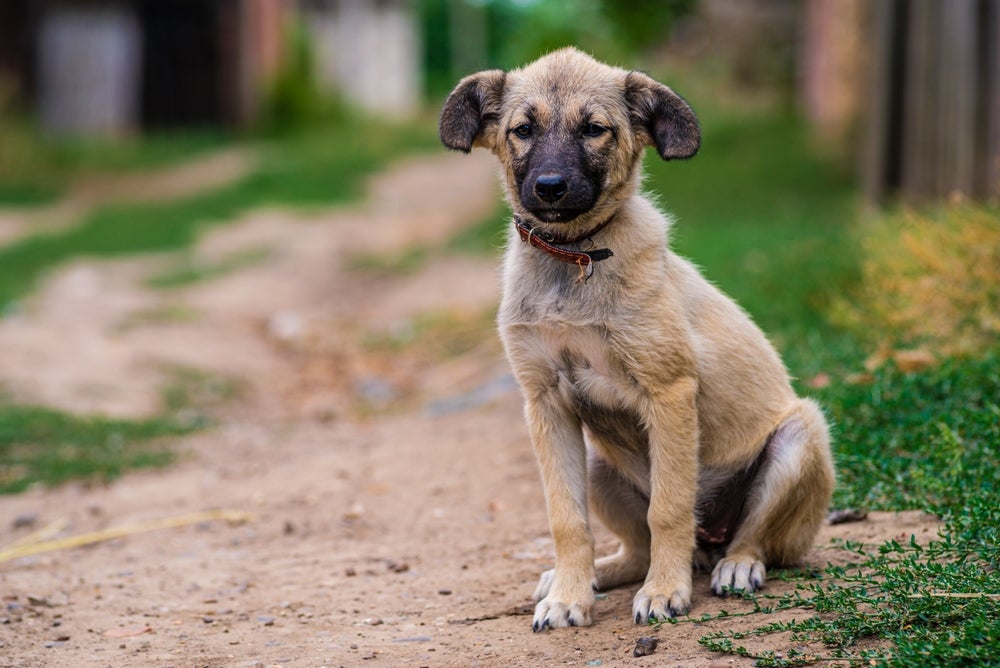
[
  {"x1": 827, "y1": 508, "x2": 868, "y2": 525},
  {"x1": 345, "y1": 567, "x2": 357, "y2": 577},
  {"x1": 12, "y1": 513, "x2": 37, "y2": 529},
  {"x1": 437, "y1": 589, "x2": 452, "y2": 596},
  {"x1": 633, "y1": 636, "x2": 658, "y2": 657},
  {"x1": 257, "y1": 616, "x2": 275, "y2": 626},
  {"x1": 387, "y1": 561, "x2": 409, "y2": 574}
]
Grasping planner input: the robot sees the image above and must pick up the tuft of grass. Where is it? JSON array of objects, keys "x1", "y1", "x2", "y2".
[
  {"x1": 0, "y1": 404, "x2": 200, "y2": 494},
  {"x1": 831, "y1": 203, "x2": 1000, "y2": 356}
]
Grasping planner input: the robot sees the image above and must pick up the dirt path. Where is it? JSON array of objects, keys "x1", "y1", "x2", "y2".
[{"x1": 0, "y1": 150, "x2": 936, "y2": 667}]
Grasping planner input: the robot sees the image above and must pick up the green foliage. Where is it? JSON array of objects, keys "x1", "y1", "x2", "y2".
[
  {"x1": 418, "y1": 0, "x2": 698, "y2": 97},
  {"x1": 600, "y1": 0, "x2": 697, "y2": 51},
  {"x1": 0, "y1": 404, "x2": 199, "y2": 494},
  {"x1": 262, "y1": 16, "x2": 346, "y2": 133}
]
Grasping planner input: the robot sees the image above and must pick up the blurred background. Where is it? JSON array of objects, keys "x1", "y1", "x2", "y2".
[
  {"x1": 1, "y1": 6, "x2": 998, "y2": 663},
  {"x1": 1, "y1": 0, "x2": 998, "y2": 202},
  {"x1": 0, "y1": 0, "x2": 997, "y2": 490}
]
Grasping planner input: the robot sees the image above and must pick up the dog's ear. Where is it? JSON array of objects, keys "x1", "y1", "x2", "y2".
[
  {"x1": 439, "y1": 70, "x2": 507, "y2": 153},
  {"x1": 625, "y1": 72, "x2": 700, "y2": 160}
]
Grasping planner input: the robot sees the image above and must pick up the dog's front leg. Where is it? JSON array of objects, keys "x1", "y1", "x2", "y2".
[
  {"x1": 525, "y1": 394, "x2": 596, "y2": 631},
  {"x1": 633, "y1": 376, "x2": 699, "y2": 623}
]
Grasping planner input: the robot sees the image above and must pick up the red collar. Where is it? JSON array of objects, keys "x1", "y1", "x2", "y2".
[{"x1": 513, "y1": 215, "x2": 614, "y2": 282}]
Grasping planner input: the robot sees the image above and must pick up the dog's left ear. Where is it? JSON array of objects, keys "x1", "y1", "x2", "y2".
[
  {"x1": 439, "y1": 70, "x2": 507, "y2": 153},
  {"x1": 625, "y1": 72, "x2": 700, "y2": 160}
]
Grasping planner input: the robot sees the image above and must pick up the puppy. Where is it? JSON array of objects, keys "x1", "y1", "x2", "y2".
[{"x1": 439, "y1": 48, "x2": 835, "y2": 631}]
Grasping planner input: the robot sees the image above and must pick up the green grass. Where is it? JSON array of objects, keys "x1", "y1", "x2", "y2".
[
  {"x1": 672, "y1": 353, "x2": 1000, "y2": 666},
  {"x1": 0, "y1": 118, "x2": 439, "y2": 311},
  {"x1": 0, "y1": 404, "x2": 200, "y2": 494},
  {"x1": 645, "y1": 113, "x2": 859, "y2": 337},
  {"x1": 0, "y1": 126, "x2": 233, "y2": 207}
]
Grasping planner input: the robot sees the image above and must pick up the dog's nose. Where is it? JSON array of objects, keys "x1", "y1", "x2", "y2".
[{"x1": 534, "y1": 174, "x2": 568, "y2": 203}]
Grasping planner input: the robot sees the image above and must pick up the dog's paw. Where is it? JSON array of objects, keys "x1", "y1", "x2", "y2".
[
  {"x1": 632, "y1": 582, "x2": 691, "y2": 624},
  {"x1": 532, "y1": 568, "x2": 556, "y2": 601},
  {"x1": 711, "y1": 556, "x2": 766, "y2": 596},
  {"x1": 532, "y1": 594, "x2": 594, "y2": 632}
]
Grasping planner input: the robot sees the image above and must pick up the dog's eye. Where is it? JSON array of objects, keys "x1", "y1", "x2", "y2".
[
  {"x1": 512, "y1": 124, "x2": 533, "y2": 139},
  {"x1": 583, "y1": 123, "x2": 607, "y2": 138}
]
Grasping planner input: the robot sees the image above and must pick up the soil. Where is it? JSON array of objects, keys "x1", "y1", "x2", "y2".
[{"x1": 0, "y1": 149, "x2": 938, "y2": 667}]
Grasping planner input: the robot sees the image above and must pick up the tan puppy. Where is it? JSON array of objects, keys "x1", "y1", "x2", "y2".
[{"x1": 439, "y1": 48, "x2": 835, "y2": 631}]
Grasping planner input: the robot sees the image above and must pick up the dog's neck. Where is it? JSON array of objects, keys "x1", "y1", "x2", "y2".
[{"x1": 513, "y1": 214, "x2": 615, "y2": 283}]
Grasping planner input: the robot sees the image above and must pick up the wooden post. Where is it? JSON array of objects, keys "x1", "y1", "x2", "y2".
[
  {"x1": 861, "y1": 0, "x2": 898, "y2": 204},
  {"x1": 937, "y1": 0, "x2": 977, "y2": 197},
  {"x1": 984, "y1": 0, "x2": 1000, "y2": 199}
]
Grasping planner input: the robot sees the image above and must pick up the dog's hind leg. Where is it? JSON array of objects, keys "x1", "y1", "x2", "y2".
[
  {"x1": 589, "y1": 453, "x2": 651, "y2": 590},
  {"x1": 711, "y1": 398, "x2": 835, "y2": 595}
]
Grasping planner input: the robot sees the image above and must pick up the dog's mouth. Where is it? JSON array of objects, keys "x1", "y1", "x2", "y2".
[{"x1": 528, "y1": 208, "x2": 586, "y2": 224}]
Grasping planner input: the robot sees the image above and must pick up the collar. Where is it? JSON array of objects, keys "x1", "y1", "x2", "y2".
[{"x1": 513, "y1": 215, "x2": 614, "y2": 282}]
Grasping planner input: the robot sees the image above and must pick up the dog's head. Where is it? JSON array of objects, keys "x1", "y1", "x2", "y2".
[{"x1": 440, "y1": 48, "x2": 699, "y2": 228}]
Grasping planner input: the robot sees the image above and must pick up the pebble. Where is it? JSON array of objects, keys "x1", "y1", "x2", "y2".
[
  {"x1": 633, "y1": 636, "x2": 658, "y2": 657},
  {"x1": 387, "y1": 561, "x2": 409, "y2": 574}
]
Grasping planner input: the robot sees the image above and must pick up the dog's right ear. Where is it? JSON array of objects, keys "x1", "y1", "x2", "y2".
[
  {"x1": 439, "y1": 70, "x2": 506, "y2": 153},
  {"x1": 625, "y1": 71, "x2": 700, "y2": 160}
]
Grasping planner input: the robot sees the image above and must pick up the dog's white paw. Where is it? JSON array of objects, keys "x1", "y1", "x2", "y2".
[
  {"x1": 532, "y1": 594, "x2": 593, "y2": 632},
  {"x1": 532, "y1": 568, "x2": 555, "y2": 602},
  {"x1": 632, "y1": 582, "x2": 691, "y2": 624},
  {"x1": 711, "y1": 556, "x2": 766, "y2": 596}
]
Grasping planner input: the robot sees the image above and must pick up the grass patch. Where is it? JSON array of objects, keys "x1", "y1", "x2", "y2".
[
  {"x1": 0, "y1": 114, "x2": 232, "y2": 208},
  {"x1": 645, "y1": 112, "x2": 859, "y2": 337},
  {"x1": 0, "y1": 117, "x2": 438, "y2": 312},
  {"x1": 679, "y1": 353, "x2": 1000, "y2": 666},
  {"x1": 0, "y1": 403, "x2": 200, "y2": 494}
]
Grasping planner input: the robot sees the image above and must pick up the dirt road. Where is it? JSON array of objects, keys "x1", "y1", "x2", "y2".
[{"x1": 0, "y1": 150, "x2": 935, "y2": 667}]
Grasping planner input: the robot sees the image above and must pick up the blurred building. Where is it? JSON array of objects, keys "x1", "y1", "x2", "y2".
[
  {"x1": 800, "y1": 0, "x2": 1000, "y2": 202},
  {"x1": 0, "y1": 0, "x2": 420, "y2": 136},
  {"x1": 301, "y1": 0, "x2": 421, "y2": 118}
]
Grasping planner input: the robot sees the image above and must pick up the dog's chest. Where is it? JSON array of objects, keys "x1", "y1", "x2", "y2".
[{"x1": 532, "y1": 324, "x2": 649, "y2": 452}]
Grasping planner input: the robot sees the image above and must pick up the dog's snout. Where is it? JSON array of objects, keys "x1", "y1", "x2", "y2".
[{"x1": 534, "y1": 174, "x2": 568, "y2": 203}]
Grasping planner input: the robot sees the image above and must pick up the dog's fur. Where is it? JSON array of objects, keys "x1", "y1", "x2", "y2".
[{"x1": 439, "y1": 48, "x2": 835, "y2": 631}]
